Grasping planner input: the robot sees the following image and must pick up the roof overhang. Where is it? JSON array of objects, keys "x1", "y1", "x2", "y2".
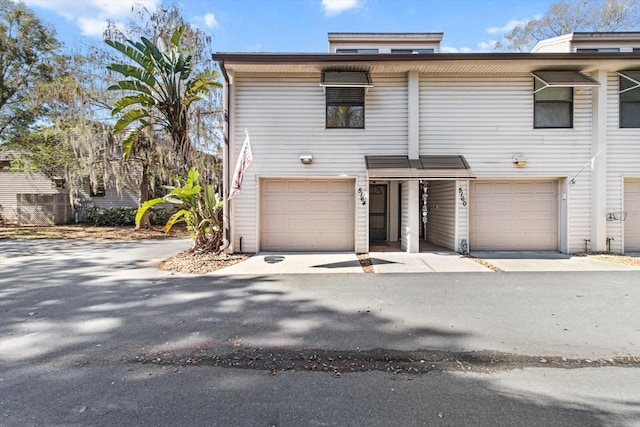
[
  {"x1": 531, "y1": 70, "x2": 601, "y2": 93},
  {"x1": 213, "y1": 52, "x2": 640, "y2": 78},
  {"x1": 366, "y1": 155, "x2": 475, "y2": 180}
]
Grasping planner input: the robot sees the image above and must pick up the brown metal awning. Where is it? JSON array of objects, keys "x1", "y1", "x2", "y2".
[
  {"x1": 618, "y1": 71, "x2": 640, "y2": 93},
  {"x1": 320, "y1": 71, "x2": 373, "y2": 88},
  {"x1": 532, "y1": 70, "x2": 600, "y2": 93},
  {"x1": 365, "y1": 155, "x2": 475, "y2": 180}
]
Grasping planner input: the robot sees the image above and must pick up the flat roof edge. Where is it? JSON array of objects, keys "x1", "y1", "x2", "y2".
[{"x1": 212, "y1": 52, "x2": 640, "y2": 63}]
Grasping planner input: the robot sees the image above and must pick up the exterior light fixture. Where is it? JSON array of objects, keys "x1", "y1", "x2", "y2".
[
  {"x1": 512, "y1": 154, "x2": 527, "y2": 167},
  {"x1": 300, "y1": 154, "x2": 313, "y2": 164}
]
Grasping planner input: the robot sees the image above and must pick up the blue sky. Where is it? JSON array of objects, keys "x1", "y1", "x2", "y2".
[{"x1": 19, "y1": 0, "x2": 556, "y2": 53}]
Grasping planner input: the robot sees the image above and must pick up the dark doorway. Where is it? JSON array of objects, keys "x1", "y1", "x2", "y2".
[{"x1": 369, "y1": 184, "x2": 387, "y2": 242}]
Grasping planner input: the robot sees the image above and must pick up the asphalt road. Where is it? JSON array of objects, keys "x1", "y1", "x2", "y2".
[{"x1": 1, "y1": 239, "x2": 640, "y2": 426}]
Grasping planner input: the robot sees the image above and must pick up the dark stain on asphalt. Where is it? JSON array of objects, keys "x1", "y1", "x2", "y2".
[{"x1": 133, "y1": 347, "x2": 640, "y2": 376}]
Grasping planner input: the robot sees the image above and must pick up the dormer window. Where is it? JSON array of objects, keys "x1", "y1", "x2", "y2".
[
  {"x1": 336, "y1": 48, "x2": 378, "y2": 54},
  {"x1": 577, "y1": 48, "x2": 620, "y2": 53},
  {"x1": 390, "y1": 48, "x2": 434, "y2": 54}
]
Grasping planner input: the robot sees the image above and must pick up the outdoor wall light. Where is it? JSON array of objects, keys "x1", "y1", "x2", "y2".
[
  {"x1": 300, "y1": 154, "x2": 313, "y2": 164},
  {"x1": 512, "y1": 154, "x2": 527, "y2": 167}
]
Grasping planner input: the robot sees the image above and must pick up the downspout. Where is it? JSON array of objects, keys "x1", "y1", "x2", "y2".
[{"x1": 217, "y1": 59, "x2": 232, "y2": 253}]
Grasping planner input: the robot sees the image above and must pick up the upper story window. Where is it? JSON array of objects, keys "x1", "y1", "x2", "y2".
[
  {"x1": 320, "y1": 71, "x2": 372, "y2": 129},
  {"x1": 619, "y1": 72, "x2": 640, "y2": 128},
  {"x1": 531, "y1": 71, "x2": 600, "y2": 129},
  {"x1": 577, "y1": 48, "x2": 620, "y2": 53},
  {"x1": 336, "y1": 48, "x2": 378, "y2": 54},
  {"x1": 326, "y1": 87, "x2": 365, "y2": 128},
  {"x1": 534, "y1": 78, "x2": 573, "y2": 128},
  {"x1": 390, "y1": 48, "x2": 434, "y2": 54}
]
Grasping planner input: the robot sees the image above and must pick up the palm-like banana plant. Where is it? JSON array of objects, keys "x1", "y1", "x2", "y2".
[
  {"x1": 136, "y1": 167, "x2": 224, "y2": 251},
  {"x1": 106, "y1": 26, "x2": 222, "y2": 168}
]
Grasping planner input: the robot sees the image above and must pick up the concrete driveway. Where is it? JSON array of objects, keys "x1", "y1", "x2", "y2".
[
  {"x1": 471, "y1": 251, "x2": 640, "y2": 272},
  {"x1": 210, "y1": 250, "x2": 640, "y2": 275}
]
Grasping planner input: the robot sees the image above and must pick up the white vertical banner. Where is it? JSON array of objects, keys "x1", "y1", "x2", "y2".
[{"x1": 228, "y1": 129, "x2": 253, "y2": 200}]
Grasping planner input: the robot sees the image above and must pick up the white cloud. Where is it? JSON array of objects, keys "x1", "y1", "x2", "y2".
[
  {"x1": 77, "y1": 17, "x2": 111, "y2": 37},
  {"x1": 193, "y1": 12, "x2": 218, "y2": 29},
  {"x1": 90, "y1": 0, "x2": 161, "y2": 19},
  {"x1": 441, "y1": 40, "x2": 495, "y2": 54},
  {"x1": 203, "y1": 13, "x2": 218, "y2": 28},
  {"x1": 476, "y1": 41, "x2": 495, "y2": 52},
  {"x1": 321, "y1": 0, "x2": 361, "y2": 16},
  {"x1": 20, "y1": 0, "x2": 162, "y2": 37},
  {"x1": 486, "y1": 19, "x2": 527, "y2": 35}
]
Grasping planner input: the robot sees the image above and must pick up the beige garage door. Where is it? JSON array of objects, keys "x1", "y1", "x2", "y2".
[
  {"x1": 625, "y1": 179, "x2": 640, "y2": 251},
  {"x1": 261, "y1": 179, "x2": 355, "y2": 251},
  {"x1": 470, "y1": 180, "x2": 558, "y2": 250}
]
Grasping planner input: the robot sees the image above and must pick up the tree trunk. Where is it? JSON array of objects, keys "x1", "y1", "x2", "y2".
[{"x1": 135, "y1": 161, "x2": 152, "y2": 230}]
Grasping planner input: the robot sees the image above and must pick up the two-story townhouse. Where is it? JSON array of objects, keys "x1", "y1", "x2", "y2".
[{"x1": 213, "y1": 32, "x2": 640, "y2": 255}]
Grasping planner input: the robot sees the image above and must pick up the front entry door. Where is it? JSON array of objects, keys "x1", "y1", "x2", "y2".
[{"x1": 369, "y1": 184, "x2": 387, "y2": 242}]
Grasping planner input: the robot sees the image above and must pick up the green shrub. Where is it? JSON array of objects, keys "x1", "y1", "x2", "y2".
[
  {"x1": 148, "y1": 207, "x2": 174, "y2": 225},
  {"x1": 81, "y1": 207, "x2": 173, "y2": 227}
]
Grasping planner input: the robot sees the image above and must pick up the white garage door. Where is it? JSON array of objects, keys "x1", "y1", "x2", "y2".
[
  {"x1": 470, "y1": 180, "x2": 558, "y2": 250},
  {"x1": 260, "y1": 179, "x2": 355, "y2": 251},
  {"x1": 625, "y1": 179, "x2": 640, "y2": 251}
]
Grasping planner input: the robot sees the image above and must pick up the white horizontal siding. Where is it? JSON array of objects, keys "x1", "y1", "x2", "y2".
[
  {"x1": 231, "y1": 73, "x2": 409, "y2": 253},
  {"x1": 91, "y1": 188, "x2": 139, "y2": 209},
  {"x1": 420, "y1": 74, "x2": 593, "y2": 252},
  {"x1": 425, "y1": 180, "x2": 456, "y2": 249},
  {"x1": 0, "y1": 171, "x2": 63, "y2": 224},
  {"x1": 606, "y1": 72, "x2": 640, "y2": 253}
]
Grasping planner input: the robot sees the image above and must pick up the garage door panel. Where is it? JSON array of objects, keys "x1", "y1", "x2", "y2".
[
  {"x1": 261, "y1": 179, "x2": 354, "y2": 251},
  {"x1": 328, "y1": 199, "x2": 352, "y2": 212},
  {"x1": 330, "y1": 180, "x2": 353, "y2": 193},
  {"x1": 263, "y1": 199, "x2": 287, "y2": 214},
  {"x1": 514, "y1": 201, "x2": 534, "y2": 212},
  {"x1": 264, "y1": 180, "x2": 285, "y2": 193},
  {"x1": 470, "y1": 180, "x2": 558, "y2": 251},
  {"x1": 308, "y1": 199, "x2": 328, "y2": 211},
  {"x1": 474, "y1": 200, "x2": 494, "y2": 214},
  {"x1": 307, "y1": 181, "x2": 328, "y2": 192}
]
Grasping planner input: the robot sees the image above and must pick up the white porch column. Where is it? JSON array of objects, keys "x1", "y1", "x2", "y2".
[
  {"x1": 405, "y1": 71, "x2": 420, "y2": 253},
  {"x1": 407, "y1": 180, "x2": 420, "y2": 253},
  {"x1": 591, "y1": 70, "x2": 608, "y2": 251}
]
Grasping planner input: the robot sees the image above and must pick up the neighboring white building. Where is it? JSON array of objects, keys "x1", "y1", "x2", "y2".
[
  {"x1": 532, "y1": 32, "x2": 640, "y2": 53},
  {"x1": 0, "y1": 150, "x2": 138, "y2": 225},
  {"x1": 214, "y1": 32, "x2": 640, "y2": 255}
]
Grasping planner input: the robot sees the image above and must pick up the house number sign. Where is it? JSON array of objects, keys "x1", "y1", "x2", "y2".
[
  {"x1": 458, "y1": 187, "x2": 467, "y2": 207},
  {"x1": 358, "y1": 188, "x2": 367, "y2": 206}
]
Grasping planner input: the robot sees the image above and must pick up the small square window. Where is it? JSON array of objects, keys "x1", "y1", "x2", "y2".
[
  {"x1": 326, "y1": 87, "x2": 365, "y2": 128},
  {"x1": 534, "y1": 79, "x2": 573, "y2": 128}
]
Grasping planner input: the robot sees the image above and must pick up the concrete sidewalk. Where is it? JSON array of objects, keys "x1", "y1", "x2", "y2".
[{"x1": 369, "y1": 251, "x2": 491, "y2": 273}]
